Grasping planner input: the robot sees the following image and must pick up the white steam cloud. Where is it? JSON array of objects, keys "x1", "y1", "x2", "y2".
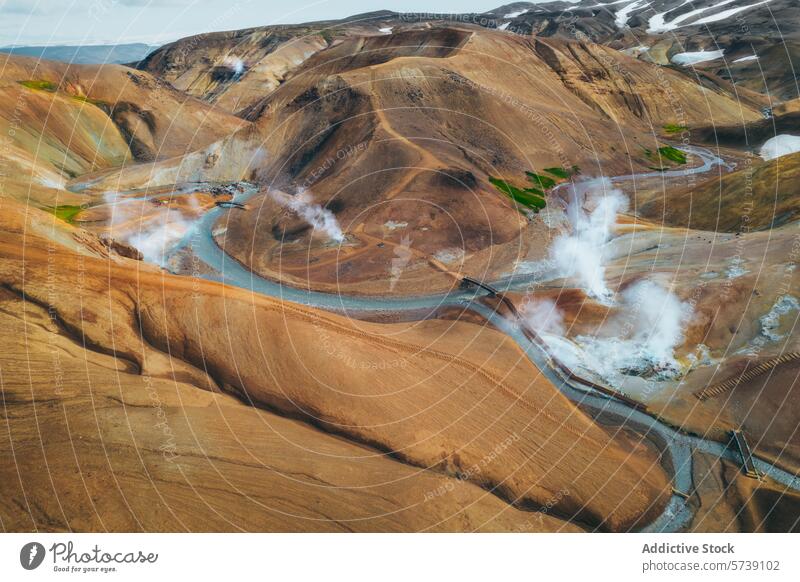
[
  {"x1": 551, "y1": 178, "x2": 628, "y2": 301},
  {"x1": 573, "y1": 280, "x2": 692, "y2": 378},
  {"x1": 104, "y1": 192, "x2": 196, "y2": 266},
  {"x1": 525, "y1": 179, "x2": 694, "y2": 386},
  {"x1": 269, "y1": 188, "x2": 344, "y2": 242},
  {"x1": 532, "y1": 282, "x2": 693, "y2": 384},
  {"x1": 521, "y1": 298, "x2": 565, "y2": 336},
  {"x1": 222, "y1": 56, "x2": 245, "y2": 77},
  {"x1": 128, "y1": 216, "x2": 192, "y2": 265}
]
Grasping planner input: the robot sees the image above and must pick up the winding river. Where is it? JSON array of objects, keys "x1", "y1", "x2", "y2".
[{"x1": 164, "y1": 145, "x2": 800, "y2": 532}]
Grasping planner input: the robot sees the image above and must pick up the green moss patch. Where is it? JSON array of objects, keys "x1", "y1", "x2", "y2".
[
  {"x1": 663, "y1": 124, "x2": 688, "y2": 134},
  {"x1": 489, "y1": 166, "x2": 580, "y2": 215},
  {"x1": 71, "y1": 94, "x2": 107, "y2": 107},
  {"x1": 489, "y1": 176, "x2": 546, "y2": 213},
  {"x1": 525, "y1": 171, "x2": 557, "y2": 190},
  {"x1": 643, "y1": 145, "x2": 687, "y2": 166},
  {"x1": 19, "y1": 79, "x2": 58, "y2": 92},
  {"x1": 657, "y1": 146, "x2": 687, "y2": 164},
  {"x1": 543, "y1": 166, "x2": 580, "y2": 179},
  {"x1": 47, "y1": 205, "x2": 83, "y2": 223},
  {"x1": 313, "y1": 29, "x2": 334, "y2": 43}
]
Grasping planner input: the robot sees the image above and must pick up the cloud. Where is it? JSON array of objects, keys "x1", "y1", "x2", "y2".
[{"x1": 1, "y1": 0, "x2": 45, "y2": 15}]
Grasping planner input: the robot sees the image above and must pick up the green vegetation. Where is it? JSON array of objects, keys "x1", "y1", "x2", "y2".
[
  {"x1": 662, "y1": 124, "x2": 688, "y2": 134},
  {"x1": 315, "y1": 29, "x2": 334, "y2": 43},
  {"x1": 525, "y1": 171, "x2": 557, "y2": 190},
  {"x1": 71, "y1": 94, "x2": 106, "y2": 107},
  {"x1": 46, "y1": 205, "x2": 83, "y2": 223},
  {"x1": 489, "y1": 177, "x2": 546, "y2": 213},
  {"x1": 658, "y1": 145, "x2": 687, "y2": 164},
  {"x1": 643, "y1": 145, "x2": 688, "y2": 166},
  {"x1": 489, "y1": 165, "x2": 582, "y2": 215},
  {"x1": 543, "y1": 166, "x2": 580, "y2": 179},
  {"x1": 19, "y1": 79, "x2": 57, "y2": 92}
]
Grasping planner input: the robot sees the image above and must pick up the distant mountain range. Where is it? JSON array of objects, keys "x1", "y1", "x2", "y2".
[{"x1": 0, "y1": 43, "x2": 159, "y2": 65}]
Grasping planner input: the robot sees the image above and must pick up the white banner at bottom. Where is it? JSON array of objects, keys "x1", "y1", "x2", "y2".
[{"x1": 0, "y1": 533, "x2": 797, "y2": 581}]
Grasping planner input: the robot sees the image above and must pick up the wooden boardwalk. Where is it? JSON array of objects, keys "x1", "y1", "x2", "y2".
[
  {"x1": 694, "y1": 352, "x2": 800, "y2": 401},
  {"x1": 731, "y1": 430, "x2": 761, "y2": 479}
]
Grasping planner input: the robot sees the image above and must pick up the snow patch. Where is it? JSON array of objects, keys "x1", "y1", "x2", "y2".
[
  {"x1": 693, "y1": 0, "x2": 775, "y2": 27},
  {"x1": 615, "y1": 0, "x2": 650, "y2": 28},
  {"x1": 648, "y1": 0, "x2": 736, "y2": 33},
  {"x1": 733, "y1": 54, "x2": 759, "y2": 63},
  {"x1": 503, "y1": 10, "x2": 527, "y2": 18},
  {"x1": 671, "y1": 49, "x2": 725, "y2": 66},
  {"x1": 760, "y1": 134, "x2": 800, "y2": 161},
  {"x1": 38, "y1": 175, "x2": 65, "y2": 189},
  {"x1": 379, "y1": 27, "x2": 392, "y2": 34}
]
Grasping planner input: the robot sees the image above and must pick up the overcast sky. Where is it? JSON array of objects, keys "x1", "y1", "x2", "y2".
[{"x1": 0, "y1": 0, "x2": 570, "y2": 47}]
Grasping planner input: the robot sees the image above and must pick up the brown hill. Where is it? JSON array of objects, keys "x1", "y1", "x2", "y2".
[
  {"x1": 690, "y1": 111, "x2": 800, "y2": 150},
  {"x1": 139, "y1": 1, "x2": 800, "y2": 104},
  {"x1": 2, "y1": 10, "x2": 795, "y2": 534},
  {"x1": 0, "y1": 54, "x2": 246, "y2": 193},
  {"x1": 639, "y1": 151, "x2": 800, "y2": 232},
  {"x1": 83, "y1": 26, "x2": 761, "y2": 294},
  {"x1": 490, "y1": 1, "x2": 800, "y2": 102},
  {"x1": 138, "y1": 26, "x2": 329, "y2": 116},
  {"x1": 0, "y1": 195, "x2": 670, "y2": 531}
]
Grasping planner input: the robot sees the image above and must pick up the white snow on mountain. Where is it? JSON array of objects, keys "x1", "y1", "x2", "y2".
[
  {"x1": 760, "y1": 135, "x2": 800, "y2": 161},
  {"x1": 615, "y1": 0, "x2": 651, "y2": 28},
  {"x1": 648, "y1": 0, "x2": 743, "y2": 33},
  {"x1": 671, "y1": 49, "x2": 726, "y2": 65},
  {"x1": 691, "y1": 0, "x2": 774, "y2": 27}
]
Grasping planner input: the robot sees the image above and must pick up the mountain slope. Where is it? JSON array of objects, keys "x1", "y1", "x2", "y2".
[
  {"x1": 91, "y1": 25, "x2": 762, "y2": 294},
  {"x1": 138, "y1": 2, "x2": 790, "y2": 114},
  {"x1": 640, "y1": 151, "x2": 800, "y2": 231},
  {"x1": 0, "y1": 54, "x2": 247, "y2": 177},
  {"x1": 489, "y1": 0, "x2": 800, "y2": 101},
  {"x1": 0, "y1": 195, "x2": 670, "y2": 531}
]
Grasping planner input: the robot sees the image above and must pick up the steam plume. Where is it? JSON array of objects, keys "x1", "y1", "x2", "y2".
[
  {"x1": 529, "y1": 281, "x2": 692, "y2": 382},
  {"x1": 520, "y1": 298, "x2": 565, "y2": 336},
  {"x1": 550, "y1": 178, "x2": 628, "y2": 301},
  {"x1": 104, "y1": 191, "x2": 196, "y2": 266},
  {"x1": 222, "y1": 56, "x2": 245, "y2": 77},
  {"x1": 527, "y1": 178, "x2": 693, "y2": 383},
  {"x1": 269, "y1": 188, "x2": 344, "y2": 242}
]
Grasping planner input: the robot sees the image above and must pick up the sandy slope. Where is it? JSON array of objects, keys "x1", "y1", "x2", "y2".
[
  {"x1": 0, "y1": 196, "x2": 670, "y2": 531},
  {"x1": 0, "y1": 53, "x2": 247, "y2": 207}
]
